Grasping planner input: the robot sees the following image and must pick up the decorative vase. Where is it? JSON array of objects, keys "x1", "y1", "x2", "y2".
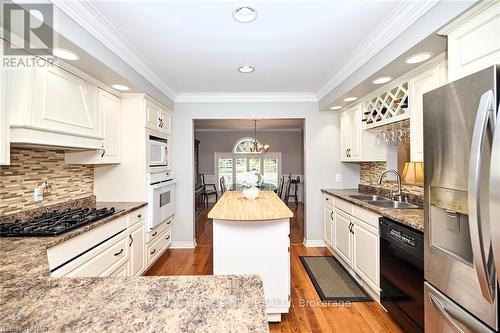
[{"x1": 243, "y1": 186, "x2": 259, "y2": 200}]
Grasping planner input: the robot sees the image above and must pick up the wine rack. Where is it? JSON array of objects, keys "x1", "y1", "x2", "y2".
[{"x1": 363, "y1": 82, "x2": 410, "y2": 129}]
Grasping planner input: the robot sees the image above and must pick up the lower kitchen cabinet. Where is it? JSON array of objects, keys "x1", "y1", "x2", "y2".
[
  {"x1": 128, "y1": 219, "x2": 146, "y2": 276},
  {"x1": 323, "y1": 205, "x2": 334, "y2": 247},
  {"x1": 353, "y1": 217, "x2": 379, "y2": 292},
  {"x1": 334, "y1": 209, "x2": 353, "y2": 266}
]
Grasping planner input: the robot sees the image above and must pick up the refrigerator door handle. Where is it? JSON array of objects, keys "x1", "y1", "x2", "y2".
[
  {"x1": 490, "y1": 100, "x2": 500, "y2": 287},
  {"x1": 428, "y1": 293, "x2": 467, "y2": 333},
  {"x1": 468, "y1": 89, "x2": 495, "y2": 304}
]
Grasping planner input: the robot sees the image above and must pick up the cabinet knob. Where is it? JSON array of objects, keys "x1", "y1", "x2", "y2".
[
  {"x1": 166, "y1": 235, "x2": 170, "y2": 240},
  {"x1": 137, "y1": 214, "x2": 142, "y2": 218}
]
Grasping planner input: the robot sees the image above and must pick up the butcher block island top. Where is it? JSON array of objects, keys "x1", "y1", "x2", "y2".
[{"x1": 208, "y1": 190, "x2": 293, "y2": 221}]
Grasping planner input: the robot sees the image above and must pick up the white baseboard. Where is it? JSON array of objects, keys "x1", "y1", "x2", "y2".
[
  {"x1": 170, "y1": 240, "x2": 197, "y2": 249},
  {"x1": 302, "y1": 239, "x2": 326, "y2": 247}
]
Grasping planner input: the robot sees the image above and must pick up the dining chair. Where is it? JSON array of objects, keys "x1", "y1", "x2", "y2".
[
  {"x1": 276, "y1": 175, "x2": 285, "y2": 198},
  {"x1": 282, "y1": 179, "x2": 291, "y2": 204},
  {"x1": 200, "y1": 174, "x2": 218, "y2": 208},
  {"x1": 220, "y1": 176, "x2": 227, "y2": 195}
]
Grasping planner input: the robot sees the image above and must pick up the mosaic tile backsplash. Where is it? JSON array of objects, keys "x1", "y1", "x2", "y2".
[
  {"x1": 360, "y1": 162, "x2": 424, "y2": 197},
  {"x1": 0, "y1": 148, "x2": 94, "y2": 216}
]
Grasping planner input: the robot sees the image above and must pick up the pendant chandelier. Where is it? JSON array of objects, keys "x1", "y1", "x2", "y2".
[{"x1": 243, "y1": 120, "x2": 270, "y2": 153}]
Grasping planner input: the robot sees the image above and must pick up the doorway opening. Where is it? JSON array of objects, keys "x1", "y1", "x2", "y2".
[{"x1": 193, "y1": 119, "x2": 305, "y2": 246}]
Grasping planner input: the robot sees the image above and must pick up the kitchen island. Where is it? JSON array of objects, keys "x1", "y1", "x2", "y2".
[{"x1": 208, "y1": 190, "x2": 294, "y2": 322}]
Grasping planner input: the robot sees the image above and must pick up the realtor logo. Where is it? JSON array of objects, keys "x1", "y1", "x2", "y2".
[{"x1": 3, "y1": 3, "x2": 53, "y2": 56}]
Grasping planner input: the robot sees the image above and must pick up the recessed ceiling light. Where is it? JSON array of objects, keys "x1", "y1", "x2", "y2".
[
  {"x1": 344, "y1": 97, "x2": 357, "y2": 102},
  {"x1": 405, "y1": 52, "x2": 433, "y2": 64},
  {"x1": 372, "y1": 76, "x2": 393, "y2": 85},
  {"x1": 238, "y1": 65, "x2": 255, "y2": 73},
  {"x1": 111, "y1": 84, "x2": 130, "y2": 91},
  {"x1": 233, "y1": 6, "x2": 257, "y2": 23},
  {"x1": 330, "y1": 106, "x2": 342, "y2": 110},
  {"x1": 53, "y1": 48, "x2": 79, "y2": 61}
]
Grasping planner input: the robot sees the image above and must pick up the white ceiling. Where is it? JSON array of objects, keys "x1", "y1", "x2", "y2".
[{"x1": 91, "y1": 0, "x2": 401, "y2": 94}]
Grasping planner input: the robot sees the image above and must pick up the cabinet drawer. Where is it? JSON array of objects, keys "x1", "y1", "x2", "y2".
[
  {"x1": 64, "y1": 234, "x2": 128, "y2": 277},
  {"x1": 128, "y1": 207, "x2": 146, "y2": 227},
  {"x1": 146, "y1": 217, "x2": 172, "y2": 243},
  {"x1": 352, "y1": 206, "x2": 381, "y2": 229},
  {"x1": 335, "y1": 198, "x2": 353, "y2": 215},
  {"x1": 324, "y1": 194, "x2": 334, "y2": 206},
  {"x1": 147, "y1": 228, "x2": 171, "y2": 266}
]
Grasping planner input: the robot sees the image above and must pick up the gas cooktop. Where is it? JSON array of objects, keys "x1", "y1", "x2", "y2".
[{"x1": 0, "y1": 207, "x2": 121, "y2": 237}]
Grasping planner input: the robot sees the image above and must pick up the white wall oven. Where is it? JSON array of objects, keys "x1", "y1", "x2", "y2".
[
  {"x1": 147, "y1": 171, "x2": 175, "y2": 230},
  {"x1": 147, "y1": 130, "x2": 170, "y2": 171}
]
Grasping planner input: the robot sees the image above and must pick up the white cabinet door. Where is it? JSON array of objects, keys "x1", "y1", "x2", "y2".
[
  {"x1": 159, "y1": 108, "x2": 171, "y2": 135},
  {"x1": 340, "y1": 109, "x2": 351, "y2": 161},
  {"x1": 334, "y1": 209, "x2": 352, "y2": 266},
  {"x1": 0, "y1": 68, "x2": 9, "y2": 165},
  {"x1": 353, "y1": 218, "x2": 379, "y2": 292},
  {"x1": 409, "y1": 63, "x2": 447, "y2": 162},
  {"x1": 324, "y1": 205, "x2": 334, "y2": 246},
  {"x1": 145, "y1": 99, "x2": 161, "y2": 131},
  {"x1": 128, "y1": 220, "x2": 146, "y2": 276},
  {"x1": 446, "y1": 2, "x2": 500, "y2": 82},
  {"x1": 349, "y1": 105, "x2": 362, "y2": 159},
  {"x1": 32, "y1": 66, "x2": 100, "y2": 138},
  {"x1": 99, "y1": 90, "x2": 121, "y2": 163}
]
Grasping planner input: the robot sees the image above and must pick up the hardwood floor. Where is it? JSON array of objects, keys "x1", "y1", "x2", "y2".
[{"x1": 146, "y1": 203, "x2": 403, "y2": 333}]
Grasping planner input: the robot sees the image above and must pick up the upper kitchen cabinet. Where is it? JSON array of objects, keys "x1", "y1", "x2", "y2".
[
  {"x1": 408, "y1": 61, "x2": 447, "y2": 162},
  {"x1": 340, "y1": 104, "x2": 385, "y2": 162},
  {"x1": 0, "y1": 68, "x2": 9, "y2": 165},
  {"x1": 442, "y1": 2, "x2": 500, "y2": 82},
  {"x1": 146, "y1": 97, "x2": 171, "y2": 135},
  {"x1": 6, "y1": 65, "x2": 103, "y2": 149},
  {"x1": 65, "y1": 89, "x2": 122, "y2": 165}
]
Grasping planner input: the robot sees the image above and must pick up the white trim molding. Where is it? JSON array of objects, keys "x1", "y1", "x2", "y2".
[
  {"x1": 170, "y1": 240, "x2": 197, "y2": 249},
  {"x1": 194, "y1": 128, "x2": 303, "y2": 133},
  {"x1": 53, "y1": 0, "x2": 177, "y2": 101},
  {"x1": 316, "y1": 0, "x2": 439, "y2": 100},
  {"x1": 303, "y1": 239, "x2": 326, "y2": 248},
  {"x1": 175, "y1": 93, "x2": 318, "y2": 103}
]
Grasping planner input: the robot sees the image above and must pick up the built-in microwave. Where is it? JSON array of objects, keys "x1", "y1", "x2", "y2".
[{"x1": 147, "y1": 130, "x2": 170, "y2": 171}]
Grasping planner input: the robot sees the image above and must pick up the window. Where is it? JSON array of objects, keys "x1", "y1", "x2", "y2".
[{"x1": 215, "y1": 152, "x2": 281, "y2": 190}]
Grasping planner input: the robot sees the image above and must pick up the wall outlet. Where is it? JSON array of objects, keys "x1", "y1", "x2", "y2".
[
  {"x1": 34, "y1": 187, "x2": 43, "y2": 202},
  {"x1": 335, "y1": 174, "x2": 342, "y2": 183}
]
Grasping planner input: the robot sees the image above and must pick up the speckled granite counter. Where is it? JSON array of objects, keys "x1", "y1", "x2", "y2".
[
  {"x1": 321, "y1": 189, "x2": 424, "y2": 232},
  {"x1": 0, "y1": 200, "x2": 269, "y2": 332}
]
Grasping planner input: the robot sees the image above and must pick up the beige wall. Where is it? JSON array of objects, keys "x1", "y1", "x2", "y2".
[
  {"x1": 194, "y1": 130, "x2": 304, "y2": 175},
  {"x1": 0, "y1": 148, "x2": 94, "y2": 216}
]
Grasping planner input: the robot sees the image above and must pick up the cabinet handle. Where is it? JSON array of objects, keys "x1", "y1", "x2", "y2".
[
  {"x1": 137, "y1": 214, "x2": 142, "y2": 219},
  {"x1": 101, "y1": 149, "x2": 106, "y2": 158},
  {"x1": 330, "y1": 211, "x2": 333, "y2": 220},
  {"x1": 152, "y1": 231, "x2": 158, "y2": 237},
  {"x1": 166, "y1": 235, "x2": 170, "y2": 240},
  {"x1": 114, "y1": 249, "x2": 124, "y2": 256},
  {"x1": 129, "y1": 234, "x2": 133, "y2": 247},
  {"x1": 150, "y1": 249, "x2": 156, "y2": 255},
  {"x1": 167, "y1": 220, "x2": 172, "y2": 225}
]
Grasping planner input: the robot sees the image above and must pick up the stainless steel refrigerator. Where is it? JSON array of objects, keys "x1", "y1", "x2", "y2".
[{"x1": 423, "y1": 65, "x2": 499, "y2": 332}]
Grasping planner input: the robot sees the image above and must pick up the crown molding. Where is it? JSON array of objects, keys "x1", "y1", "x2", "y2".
[
  {"x1": 175, "y1": 92, "x2": 318, "y2": 103},
  {"x1": 52, "y1": 0, "x2": 177, "y2": 101},
  {"x1": 194, "y1": 127, "x2": 303, "y2": 133},
  {"x1": 315, "y1": 0, "x2": 440, "y2": 100}
]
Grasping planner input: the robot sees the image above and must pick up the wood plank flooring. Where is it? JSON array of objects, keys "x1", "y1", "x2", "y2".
[{"x1": 146, "y1": 203, "x2": 403, "y2": 333}]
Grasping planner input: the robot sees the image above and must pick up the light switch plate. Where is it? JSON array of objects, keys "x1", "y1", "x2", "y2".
[
  {"x1": 335, "y1": 174, "x2": 342, "y2": 183},
  {"x1": 34, "y1": 188, "x2": 43, "y2": 202}
]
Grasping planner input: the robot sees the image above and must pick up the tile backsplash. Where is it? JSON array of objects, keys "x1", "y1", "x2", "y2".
[
  {"x1": 0, "y1": 148, "x2": 94, "y2": 216},
  {"x1": 360, "y1": 161, "x2": 423, "y2": 197}
]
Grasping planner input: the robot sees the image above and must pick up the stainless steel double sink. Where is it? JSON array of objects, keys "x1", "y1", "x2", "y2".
[{"x1": 348, "y1": 194, "x2": 420, "y2": 209}]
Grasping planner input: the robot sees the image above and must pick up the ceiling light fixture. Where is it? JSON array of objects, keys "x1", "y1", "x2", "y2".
[
  {"x1": 242, "y1": 120, "x2": 270, "y2": 153},
  {"x1": 53, "y1": 48, "x2": 79, "y2": 61},
  {"x1": 233, "y1": 6, "x2": 257, "y2": 23},
  {"x1": 372, "y1": 76, "x2": 393, "y2": 85},
  {"x1": 405, "y1": 52, "x2": 433, "y2": 64},
  {"x1": 344, "y1": 97, "x2": 358, "y2": 102},
  {"x1": 111, "y1": 84, "x2": 130, "y2": 91},
  {"x1": 330, "y1": 106, "x2": 342, "y2": 110},
  {"x1": 238, "y1": 65, "x2": 255, "y2": 73}
]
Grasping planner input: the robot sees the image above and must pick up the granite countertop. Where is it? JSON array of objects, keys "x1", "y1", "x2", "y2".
[
  {"x1": 208, "y1": 191, "x2": 293, "y2": 221},
  {"x1": 321, "y1": 189, "x2": 424, "y2": 232},
  {"x1": 0, "y1": 200, "x2": 269, "y2": 332}
]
